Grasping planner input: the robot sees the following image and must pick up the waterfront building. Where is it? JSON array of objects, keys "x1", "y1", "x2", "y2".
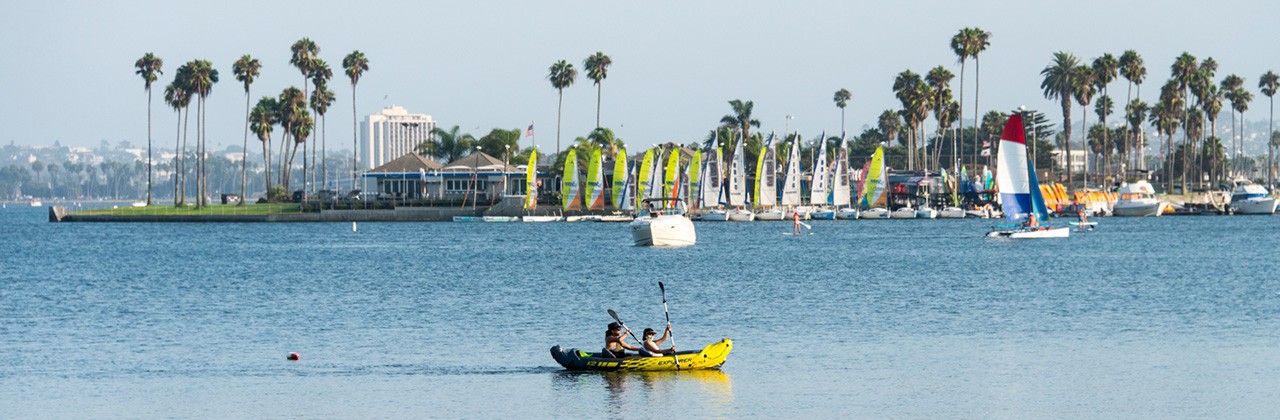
[
  {"x1": 360, "y1": 105, "x2": 436, "y2": 171},
  {"x1": 361, "y1": 151, "x2": 522, "y2": 202}
]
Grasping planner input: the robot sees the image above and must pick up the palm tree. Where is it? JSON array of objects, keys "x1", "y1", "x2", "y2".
[
  {"x1": 586, "y1": 127, "x2": 622, "y2": 155},
  {"x1": 950, "y1": 29, "x2": 974, "y2": 172},
  {"x1": 1233, "y1": 88, "x2": 1254, "y2": 178},
  {"x1": 134, "y1": 52, "x2": 163, "y2": 205},
  {"x1": 310, "y1": 81, "x2": 335, "y2": 192},
  {"x1": 188, "y1": 60, "x2": 218, "y2": 207},
  {"x1": 966, "y1": 28, "x2": 992, "y2": 170},
  {"x1": 1201, "y1": 85, "x2": 1224, "y2": 184},
  {"x1": 233, "y1": 54, "x2": 261, "y2": 205},
  {"x1": 1119, "y1": 50, "x2": 1146, "y2": 171},
  {"x1": 719, "y1": 99, "x2": 762, "y2": 158},
  {"x1": 583, "y1": 52, "x2": 612, "y2": 128},
  {"x1": 878, "y1": 109, "x2": 901, "y2": 148},
  {"x1": 425, "y1": 125, "x2": 475, "y2": 163},
  {"x1": 1092, "y1": 54, "x2": 1118, "y2": 180},
  {"x1": 893, "y1": 70, "x2": 931, "y2": 171},
  {"x1": 163, "y1": 77, "x2": 190, "y2": 206},
  {"x1": 833, "y1": 88, "x2": 852, "y2": 135},
  {"x1": 1157, "y1": 80, "x2": 1185, "y2": 192},
  {"x1": 1041, "y1": 52, "x2": 1081, "y2": 190},
  {"x1": 1170, "y1": 53, "x2": 1198, "y2": 190},
  {"x1": 926, "y1": 66, "x2": 954, "y2": 170},
  {"x1": 1126, "y1": 99, "x2": 1149, "y2": 171},
  {"x1": 250, "y1": 97, "x2": 278, "y2": 199},
  {"x1": 1073, "y1": 64, "x2": 1097, "y2": 188},
  {"x1": 547, "y1": 60, "x2": 577, "y2": 157},
  {"x1": 1260, "y1": 71, "x2": 1278, "y2": 187},
  {"x1": 309, "y1": 59, "x2": 333, "y2": 192},
  {"x1": 277, "y1": 87, "x2": 307, "y2": 190},
  {"x1": 1221, "y1": 75, "x2": 1244, "y2": 177},
  {"x1": 1094, "y1": 95, "x2": 1113, "y2": 178},
  {"x1": 343, "y1": 50, "x2": 369, "y2": 189}
]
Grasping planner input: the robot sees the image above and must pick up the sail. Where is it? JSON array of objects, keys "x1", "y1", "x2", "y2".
[
  {"x1": 810, "y1": 132, "x2": 829, "y2": 205},
  {"x1": 729, "y1": 135, "x2": 746, "y2": 206},
  {"x1": 781, "y1": 138, "x2": 802, "y2": 206},
  {"x1": 665, "y1": 149, "x2": 679, "y2": 198},
  {"x1": 586, "y1": 148, "x2": 605, "y2": 210},
  {"x1": 701, "y1": 147, "x2": 723, "y2": 208},
  {"x1": 755, "y1": 143, "x2": 776, "y2": 207},
  {"x1": 611, "y1": 147, "x2": 627, "y2": 209},
  {"x1": 687, "y1": 150, "x2": 701, "y2": 205},
  {"x1": 832, "y1": 142, "x2": 850, "y2": 207},
  {"x1": 525, "y1": 149, "x2": 538, "y2": 210},
  {"x1": 1028, "y1": 159, "x2": 1050, "y2": 223},
  {"x1": 859, "y1": 146, "x2": 886, "y2": 208},
  {"x1": 648, "y1": 149, "x2": 665, "y2": 200},
  {"x1": 620, "y1": 162, "x2": 636, "y2": 211},
  {"x1": 561, "y1": 149, "x2": 581, "y2": 210},
  {"x1": 995, "y1": 113, "x2": 1032, "y2": 222},
  {"x1": 637, "y1": 149, "x2": 654, "y2": 200}
]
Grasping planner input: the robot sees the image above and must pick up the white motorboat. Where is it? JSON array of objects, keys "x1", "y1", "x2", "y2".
[
  {"x1": 522, "y1": 215, "x2": 561, "y2": 222},
  {"x1": 1112, "y1": 180, "x2": 1167, "y2": 217},
  {"x1": 631, "y1": 198, "x2": 697, "y2": 247},
  {"x1": 701, "y1": 209, "x2": 730, "y2": 221},
  {"x1": 1229, "y1": 180, "x2": 1277, "y2": 215},
  {"x1": 836, "y1": 207, "x2": 860, "y2": 219},
  {"x1": 726, "y1": 208, "x2": 756, "y2": 221},
  {"x1": 755, "y1": 207, "x2": 786, "y2": 221},
  {"x1": 29, "y1": 200, "x2": 43, "y2": 207},
  {"x1": 915, "y1": 206, "x2": 938, "y2": 219},
  {"x1": 939, "y1": 206, "x2": 966, "y2": 218},
  {"x1": 861, "y1": 207, "x2": 890, "y2": 219},
  {"x1": 891, "y1": 207, "x2": 918, "y2": 219}
]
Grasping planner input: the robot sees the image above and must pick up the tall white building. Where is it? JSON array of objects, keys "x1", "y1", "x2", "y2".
[{"x1": 360, "y1": 105, "x2": 436, "y2": 171}]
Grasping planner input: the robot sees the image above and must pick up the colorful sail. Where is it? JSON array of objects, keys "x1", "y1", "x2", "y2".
[
  {"x1": 637, "y1": 148, "x2": 654, "y2": 200},
  {"x1": 781, "y1": 137, "x2": 802, "y2": 206},
  {"x1": 728, "y1": 135, "x2": 746, "y2": 206},
  {"x1": 664, "y1": 148, "x2": 679, "y2": 198},
  {"x1": 561, "y1": 148, "x2": 582, "y2": 210},
  {"x1": 620, "y1": 162, "x2": 636, "y2": 211},
  {"x1": 859, "y1": 146, "x2": 886, "y2": 208},
  {"x1": 810, "y1": 132, "x2": 829, "y2": 205},
  {"x1": 832, "y1": 141, "x2": 850, "y2": 207},
  {"x1": 586, "y1": 148, "x2": 605, "y2": 210},
  {"x1": 648, "y1": 149, "x2": 665, "y2": 200},
  {"x1": 1028, "y1": 158, "x2": 1050, "y2": 223},
  {"x1": 525, "y1": 149, "x2": 538, "y2": 210},
  {"x1": 995, "y1": 113, "x2": 1032, "y2": 222},
  {"x1": 611, "y1": 147, "x2": 627, "y2": 209},
  {"x1": 687, "y1": 150, "x2": 701, "y2": 205}
]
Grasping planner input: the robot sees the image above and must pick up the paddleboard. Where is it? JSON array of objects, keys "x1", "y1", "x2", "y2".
[
  {"x1": 781, "y1": 232, "x2": 814, "y2": 236},
  {"x1": 1068, "y1": 222, "x2": 1097, "y2": 227}
]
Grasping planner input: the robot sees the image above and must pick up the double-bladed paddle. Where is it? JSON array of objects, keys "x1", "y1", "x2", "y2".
[{"x1": 659, "y1": 281, "x2": 680, "y2": 369}]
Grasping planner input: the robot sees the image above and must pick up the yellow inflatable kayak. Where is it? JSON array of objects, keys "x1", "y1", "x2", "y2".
[{"x1": 549, "y1": 338, "x2": 732, "y2": 371}]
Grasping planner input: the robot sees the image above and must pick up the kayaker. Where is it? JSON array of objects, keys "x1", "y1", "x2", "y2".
[
  {"x1": 604, "y1": 322, "x2": 640, "y2": 358},
  {"x1": 640, "y1": 325, "x2": 676, "y2": 357}
]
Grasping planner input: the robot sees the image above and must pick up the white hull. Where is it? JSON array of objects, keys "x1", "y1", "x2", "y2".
[
  {"x1": 965, "y1": 210, "x2": 991, "y2": 219},
  {"x1": 630, "y1": 215, "x2": 697, "y2": 247},
  {"x1": 522, "y1": 215, "x2": 561, "y2": 222},
  {"x1": 565, "y1": 215, "x2": 603, "y2": 222},
  {"x1": 891, "y1": 208, "x2": 918, "y2": 219},
  {"x1": 836, "y1": 208, "x2": 860, "y2": 219},
  {"x1": 915, "y1": 207, "x2": 938, "y2": 219},
  {"x1": 1232, "y1": 197, "x2": 1278, "y2": 215},
  {"x1": 597, "y1": 215, "x2": 634, "y2": 222},
  {"x1": 987, "y1": 226, "x2": 1070, "y2": 239},
  {"x1": 483, "y1": 216, "x2": 519, "y2": 222},
  {"x1": 861, "y1": 208, "x2": 890, "y2": 219},
  {"x1": 1112, "y1": 201, "x2": 1164, "y2": 217},
  {"x1": 700, "y1": 210, "x2": 730, "y2": 221},
  {"x1": 727, "y1": 209, "x2": 756, "y2": 221},
  {"x1": 810, "y1": 210, "x2": 836, "y2": 220},
  {"x1": 939, "y1": 207, "x2": 966, "y2": 218},
  {"x1": 755, "y1": 208, "x2": 786, "y2": 221}
]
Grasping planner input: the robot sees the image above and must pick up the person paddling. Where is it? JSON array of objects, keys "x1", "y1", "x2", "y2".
[
  {"x1": 792, "y1": 212, "x2": 802, "y2": 235},
  {"x1": 640, "y1": 325, "x2": 677, "y2": 357},
  {"x1": 604, "y1": 322, "x2": 640, "y2": 358}
]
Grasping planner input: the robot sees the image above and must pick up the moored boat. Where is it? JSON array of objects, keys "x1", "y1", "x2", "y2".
[
  {"x1": 836, "y1": 207, "x2": 859, "y2": 219},
  {"x1": 631, "y1": 198, "x2": 697, "y2": 246},
  {"x1": 550, "y1": 338, "x2": 733, "y2": 372},
  {"x1": 861, "y1": 207, "x2": 890, "y2": 219},
  {"x1": 939, "y1": 206, "x2": 966, "y2": 218},
  {"x1": 1229, "y1": 179, "x2": 1277, "y2": 215},
  {"x1": 1112, "y1": 180, "x2": 1167, "y2": 217}
]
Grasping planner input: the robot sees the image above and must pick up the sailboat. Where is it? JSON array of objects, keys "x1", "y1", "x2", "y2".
[
  {"x1": 724, "y1": 134, "x2": 754, "y2": 221},
  {"x1": 754, "y1": 138, "x2": 784, "y2": 221},
  {"x1": 810, "y1": 133, "x2": 836, "y2": 220},
  {"x1": 522, "y1": 149, "x2": 559, "y2": 222},
  {"x1": 780, "y1": 135, "x2": 804, "y2": 218},
  {"x1": 859, "y1": 146, "x2": 890, "y2": 219},
  {"x1": 987, "y1": 114, "x2": 1069, "y2": 238},
  {"x1": 561, "y1": 148, "x2": 584, "y2": 214},
  {"x1": 586, "y1": 148, "x2": 606, "y2": 211},
  {"x1": 833, "y1": 139, "x2": 857, "y2": 219},
  {"x1": 699, "y1": 146, "x2": 730, "y2": 221},
  {"x1": 600, "y1": 155, "x2": 637, "y2": 223}
]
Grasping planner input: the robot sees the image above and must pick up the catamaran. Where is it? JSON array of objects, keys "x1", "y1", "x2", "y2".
[
  {"x1": 810, "y1": 134, "x2": 836, "y2": 220},
  {"x1": 780, "y1": 135, "x2": 804, "y2": 219},
  {"x1": 521, "y1": 149, "x2": 560, "y2": 222},
  {"x1": 859, "y1": 146, "x2": 890, "y2": 219},
  {"x1": 723, "y1": 135, "x2": 754, "y2": 221},
  {"x1": 832, "y1": 140, "x2": 857, "y2": 220},
  {"x1": 755, "y1": 138, "x2": 784, "y2": 220},
  {"x1": 987, "y1": 114, "x2": 1069, "y2": 238}
]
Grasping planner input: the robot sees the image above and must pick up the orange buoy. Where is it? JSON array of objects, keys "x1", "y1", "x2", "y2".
[{"x1": 287, "y1": 352, "x2": 300, "y2": 361}]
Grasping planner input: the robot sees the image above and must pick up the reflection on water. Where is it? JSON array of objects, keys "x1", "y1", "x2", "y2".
[{"x1": 551, "y1": 369, "x2": 733, "y2": 418}]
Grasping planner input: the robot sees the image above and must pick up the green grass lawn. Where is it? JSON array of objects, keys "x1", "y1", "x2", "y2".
[{"x1": 71, "y1": 203, "x2": 303, "y2": 216}]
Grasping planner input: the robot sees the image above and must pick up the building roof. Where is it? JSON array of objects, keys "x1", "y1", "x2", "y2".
[
  {"x1": 367, "y1": 152, "x2": 443, "y2": 173},
  {"x1": 442, "y1": 151, "x2": 519, "y2": 172}
]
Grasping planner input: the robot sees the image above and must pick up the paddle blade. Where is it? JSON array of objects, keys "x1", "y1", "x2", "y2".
[{"x1": 607, "y1": 309, "x2": 623, "y2": 324}]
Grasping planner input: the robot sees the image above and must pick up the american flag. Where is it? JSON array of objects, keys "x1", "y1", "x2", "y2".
[{"x1": 525, "y1": 124, "x2": 534, "y2": 137}]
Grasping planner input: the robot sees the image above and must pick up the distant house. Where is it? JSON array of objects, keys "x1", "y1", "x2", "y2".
[{"x1": 361, "y1": 151, "x2": 525, "y2": 202}]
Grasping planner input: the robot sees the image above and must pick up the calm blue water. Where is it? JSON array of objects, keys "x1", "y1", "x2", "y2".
[{"x1": 3, "y1": 205, "x2": 1280, "y2": 418}]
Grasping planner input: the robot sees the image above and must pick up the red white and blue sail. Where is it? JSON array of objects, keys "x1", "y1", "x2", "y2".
[{"x1": 995, "y1": 114, "x2": 1032, "y2": 222}]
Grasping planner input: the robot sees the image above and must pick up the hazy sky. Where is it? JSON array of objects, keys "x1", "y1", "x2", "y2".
[{"x1": 4, "y1": 0, "x2": 1279, "y2": 151}]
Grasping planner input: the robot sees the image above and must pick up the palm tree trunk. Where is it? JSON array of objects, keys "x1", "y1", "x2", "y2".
[
  {"x1": 1270, "y1": 98, "x2": 1274, "y2": 188},
  {"x1": 973, "y1": 57, "x2": 982, "y2": 172},
  {"x1": 146, "y1": 87, "x2": 153, "y2": 206},
  {"x1": 1063, "y1": 98, "x2": 1073, "y2": 192},
  {"x1": 595, "y1": 83, "x2": 602, "y2": 129},
  {"x1": 262, "y1": 137, "x2": 271, "y2": 200},
  {"x1": 321, "y1": 115, "x2": 327, "y2": 191},
  {"x1": 556, "y1": 89, "x2": 564, "y2": 156},
  {"x1": 352, "y1": 82, "x2": 359, "y2": 191},
  {"x1": 180, "y1": 105, "x2": 190, "y2": 206},
  {"x1": 957, "y1": 60, "x2": 966, "y2": 173},
  {"x1": 173, "y1": 109, "x2": 181, "y2": 205},
  {"x1": 241, "y1": 92, "x2": 249, "y2": 205}
]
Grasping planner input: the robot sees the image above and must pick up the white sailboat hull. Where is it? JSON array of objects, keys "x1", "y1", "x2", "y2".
[
  {"x1": 810, "y1": 208, "x2": 837, "y2": 220},
  {"x1": 701, "y1": 210, "x2": 730, "y2": 221},
  {"x1": 630, "y1": 215, "x2": 697, "y2": 247},
  {"x1": 939, "y1": 207, "x2": 966, "y2": 218},
  {"x1": 522, "y1": 215, "x2": 561, "y2": 222},
  {"x1": 597, "y1": 215, "x2": 634, "y2": 222},
  {"x1": 891, "y1": 208, "x2": 918, "y2": 219},
  {"x1": 836, "y1": 208, "x2": 860, "y2": 219},
  {"x1": 987, "y1": 226, "x2": 1070, "y2": 239},
  {"x1": 915, "y1": 207, "x2": 938, "y2": 219},
  {"x1": 861, "y1": 208, "x2": 890, "y2": 219},
  {"x1": 727, "y1": 209, "x2": 756, "y2": 221},
  {"x1": 755, "y1": 208, "x2": 786, "y2": 221}
]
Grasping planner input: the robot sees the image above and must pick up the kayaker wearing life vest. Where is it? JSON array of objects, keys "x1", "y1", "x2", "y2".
[
  {"x1": 604, "y1": 322, "x2": 640, "y2": 357},
  {"x1": 640, "y1": 325, "x2": 676, "y2": 357}
]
